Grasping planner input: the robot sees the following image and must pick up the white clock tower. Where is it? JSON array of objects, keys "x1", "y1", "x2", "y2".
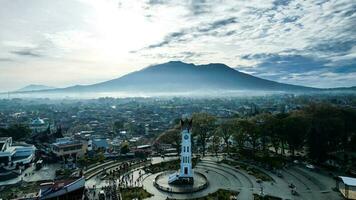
[
  {"x1": 179, "y1": 119, "x2": 193, "y2": 181},
  {"x1": 168, "y1": 118, "x2": 194, "y2": 184}
]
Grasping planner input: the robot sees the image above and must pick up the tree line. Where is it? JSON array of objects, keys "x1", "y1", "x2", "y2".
[{"x1": 157, "y1": 104, "x2": 356, "y2": 165}]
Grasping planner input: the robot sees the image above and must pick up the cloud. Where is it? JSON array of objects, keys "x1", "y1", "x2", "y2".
[
  {"x1": 0, "y1": 58, "x2": 14, "y2": 62},
  {"x1": 238, "y1": 52, "x2": 356, "y2": 87},
  {"x1": 272, "y1": 0, "x2": 292, "y2": 8},
  {"x1": 310, "y1": 40, "x2": 356, "y2": 54},
  {"x1": 140, "y1": 51, "x2": 215, "y2": 61},
  {"x1": 282, "y1": 16, "x2": 300, "y2": 23},
  {"x1": 11, "y1": 49, "x2": 43, "y2": 57},
  {"x1": 198, "y1": 17, "x2": 237, "y2": 32},
  {"x1": 146, "y1": 0, "x2": 169, "y2": 6},
  {"x1": 145, "y1": 16, "x2": 237, "y2": 49},
  {"x1": 145, "y1": 0, "x2": 213, "y2": 16},
  {"x1": 189, "y1": 0, "x2": 211, "y2": 15},
  {"x1": 241, "y1": 53, "x2": 327, "y2": 74},
  {"x1": 147, "y1": 31, "x2": 186, "y2": 48}
]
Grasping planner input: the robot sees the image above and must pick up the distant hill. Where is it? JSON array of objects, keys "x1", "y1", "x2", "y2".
[
  {"x1": 17, "y1": 84, "x2": 56, "y2": 92},
  {"x1": 52, "y1": 61, "x2": 318, "y2": 93},
  {"x1": 8, "y1": 61, "x2": 355, "y2": 95}
]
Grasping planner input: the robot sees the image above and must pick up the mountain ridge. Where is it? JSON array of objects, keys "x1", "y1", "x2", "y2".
[
  {"x1": 17, "y1": 84, "x2": 56, "y2": 92},
  {"x1": 6, "y1": 61, "x2": 356, "y2": 95}
]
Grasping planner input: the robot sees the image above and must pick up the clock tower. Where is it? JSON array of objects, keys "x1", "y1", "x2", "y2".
[
  {"x1": 179, "y1": 119, "x2": 193, "y2": 182},
  {"x1": 168, "y1": 118, "x2": 194, "y2": 184}
]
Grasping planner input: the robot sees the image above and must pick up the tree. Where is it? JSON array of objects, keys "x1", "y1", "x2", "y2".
[
  {"x1": 156, "y1": 126, "x2": 181, "y2": 155},
  {"x1": 233, "y1": 127, "x2": 246, "y2": 151},
  {"x1": 253, "y1": 113, "x2": 273, "y2": 154},
  {"x1": 273, "y1": 113, "x2": 289, "y2": 155},
  {"x1": 210, "y1": 134, "x2": 221, "y2": 156},
  {"x1": 232, "y1": 119, "x2": 247, "y2": 151},
  {"x1": 262, "y1": 114, "x2": 280, "y2": 154},
  {"x1": 120, "y1": 142, "x2": 130, "y2": 154},
  {"x1": 339, "y1": 108, "x2": 356, "y2": 152},
  {"x1": 0, "y1": 124, "x2": 31, "y2": 141},
  {"x1": 306, "y1": 104, "x2": 345, "y2": 163},
  {"x1": 113, "y1": 120, "x2": 125, "y2": 133},
  {"x1": 217, "y1": 119, "x2": 235, "y2": 155},
  {"x1": 283, "y1": 113, "x2": 310, "y2": 157},
  {"x1": 192, "y1": 113, "x2": 216, "y2": 157},
  {"x1": 237, "y1": 118, "x2": 258, "y2": 153}
]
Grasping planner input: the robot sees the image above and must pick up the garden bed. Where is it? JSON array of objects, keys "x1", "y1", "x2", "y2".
[
  {"x1": 0, "y1": 181, "x2": 40, "y2": 199},
  {"x1": 253, "y1": 194, "x2": 282, "y2": 200},
  {"x1": 120, "y1": 187, "x2": 152, "y2": 200}
]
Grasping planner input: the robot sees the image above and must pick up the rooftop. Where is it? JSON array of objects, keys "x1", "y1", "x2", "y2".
[
  {"x1": 53, "y1": 137, "x2": 83, "y2": 147},
  {"x1": 339, "y1": 176, "x2": 356, "y2": 186}
]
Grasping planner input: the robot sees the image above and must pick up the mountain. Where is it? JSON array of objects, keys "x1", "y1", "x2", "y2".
[
  {"x1": 17, "y1": 84, "x2": 56, "y2": 92},
  {"x1": 50, "y1": 61, "x2": 317, "y2": 93}
]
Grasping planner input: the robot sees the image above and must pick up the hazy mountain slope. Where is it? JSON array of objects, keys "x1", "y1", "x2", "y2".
[
  {"x1": 11, "y1": 61, "x2": 324, "y2": 94},
  {"x1": 17, "y1": 84, "x2": 56, "y2": 92},
  {"x1": 72, "y1": 61, "x2": 316, "y2": 92}
]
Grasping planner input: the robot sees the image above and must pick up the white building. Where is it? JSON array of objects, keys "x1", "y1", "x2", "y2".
[{"x1": 0, "y1": 137, "x2": 36, "y2": 169}]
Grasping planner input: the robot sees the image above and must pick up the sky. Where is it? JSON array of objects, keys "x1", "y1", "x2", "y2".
[{"x1": 0, "y1": 0, "x2": 355, "y2": 92}]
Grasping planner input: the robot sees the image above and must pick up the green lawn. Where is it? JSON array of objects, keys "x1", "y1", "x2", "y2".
[
  {"x1": 166, "y1": 189, "x2": 238, "y2": 200},
  {"x1": 120, "y1": 187, "x2": 153, "y2": 200}
]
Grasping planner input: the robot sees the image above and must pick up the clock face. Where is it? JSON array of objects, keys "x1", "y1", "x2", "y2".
[{"x1": 184, "y1": 135, "x2": 189, "y2": 140}]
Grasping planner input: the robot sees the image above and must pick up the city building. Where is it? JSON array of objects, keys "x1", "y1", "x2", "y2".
[
  {"x1": 0, "y1": 137, "x2": 36, "y2": 168},
  {"x1": 110, "y1": 138, "x2": 122, "y2": 152},
  {"x1": 89, "y1": 137, "x2": 110, "y2": 151},
  {"x1": 51, "y1": 137, "x2": 88, "y2": 167},
  {"x1": 0, "y1": 137, "x2": 36, "y2": 180},
  {"x1": 337, "y1": 176, "x2": 356, "y2": 200},
  {"x1": 30, "y1": 117, "x2": 48, "y2": 133}
]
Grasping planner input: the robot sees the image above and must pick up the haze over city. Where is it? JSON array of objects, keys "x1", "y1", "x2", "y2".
[{"x1": 0, "y1": 0, "x2": 355, "y2": 92}]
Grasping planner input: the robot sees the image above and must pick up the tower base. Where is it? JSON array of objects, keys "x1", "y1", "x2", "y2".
[
  {"x1": 171, "y1": 177, "x2": 194, "y2": 185},
  {"x1": 155, "y1": 170, "x2": 208, "y2": 193},
  {"x1": 168, "y1": 172, "x2": 194, "y2": 185}
]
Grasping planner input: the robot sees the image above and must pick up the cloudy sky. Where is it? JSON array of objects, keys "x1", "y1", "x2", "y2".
[{"x1": 0, "y1": 0, "x2": 355, "y2": 91}]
